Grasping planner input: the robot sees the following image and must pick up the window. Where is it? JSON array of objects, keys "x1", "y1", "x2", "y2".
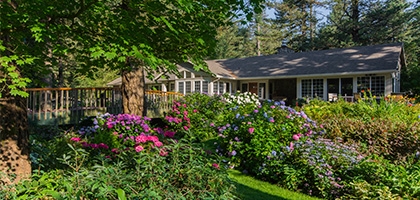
[
  {"x1": 313, "y1": 79, "x2": 323, "y2": 98},
  {"x1": 302, "y1": 79, "x2": 323, "y2": 98},
  {"x1": 258, "y1": 83, "x2": 266, "y2": 99},
  {"x1": 194, "y1": 81, "x2": 201, "y2": 92},
  {"x1": 219, "y1": 82, "x2": 224, "y2": 94},
  {"x1": 186, "y1": 81, "x2": 191, "y2": 93},
  {"x1": 213, "y1": 82, "x2": 219, "y2": 94},
  {"x1": 302, "y1": 80, "x2": 312, "y2": 98},
  {"x1": 203, "y1": 81, "x2": 209, "y2": 93},
  {"x1": 357, "y1": 76, "x2": 385, "y2": 96},
  {"x1": 241, "y1": 83, "x2": 248, "y2": 93},
  {"x1": 178, "y1": 82, "x2": 184, "y2": 94},
  {"x1": 226, "y1": 82, "x2": 230, "y2": 94},
  {"x1": 185, "y1": 71, "x2": 192, "y2": 78},
  {"x1": 169, "y1": 83, "x2": 175, "y2": 91}
]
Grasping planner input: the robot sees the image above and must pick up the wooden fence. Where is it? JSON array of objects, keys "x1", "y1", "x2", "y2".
[{"x1": 26, "y1": 88, "x2": 183, "y2": 125}]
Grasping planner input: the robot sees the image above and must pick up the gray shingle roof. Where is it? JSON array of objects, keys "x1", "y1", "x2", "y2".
[
  {"x1": 206, "y1": 43, "x2": 404, "y2": 79},
  {"x1": 107, "y1": 43, "x2": 404, "y2": 86}
]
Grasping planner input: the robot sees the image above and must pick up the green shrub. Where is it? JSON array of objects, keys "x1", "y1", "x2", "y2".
[{"x1": 340, "y1": 154, "x2": 420, "y2": 199}]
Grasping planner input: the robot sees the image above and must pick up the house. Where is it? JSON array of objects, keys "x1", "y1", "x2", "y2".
[{"x1": 108, "y1": 43, "x2": 405, "y2": 103}]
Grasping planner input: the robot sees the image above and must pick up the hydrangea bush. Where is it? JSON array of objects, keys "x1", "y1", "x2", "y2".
[{"x1": 73, "y1": 113, "x2": 174, "y2": 159}]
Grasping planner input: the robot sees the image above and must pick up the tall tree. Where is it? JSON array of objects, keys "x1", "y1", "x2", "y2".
[
  {"x1": 317, "y1": 0, "x2": 412, "y2": 47},
  {"x1": 270, "y1": 0, "x2": 321, "y2": 51},
  {"x1": 0, "y1": 0, "x2": 264, "y2": 182}
]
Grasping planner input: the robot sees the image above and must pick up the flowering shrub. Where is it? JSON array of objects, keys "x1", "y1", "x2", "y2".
[
  {"x1": 224, "y1": 91, "x2": 261, "y2": 108},
  {"x1": 73, "y1": 113, "x2": 173, "y2": 158},
  {"x1": 215, "y1": 99, "x2": 322, "y2": 179},
  {"x1": 303, "y1": 99, "x2": 420, "y2": 160}
]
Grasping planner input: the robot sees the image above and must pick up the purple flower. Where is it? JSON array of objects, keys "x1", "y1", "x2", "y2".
[
  {"x1": 271, "y1": 150, "x2": 277, "y2": 156},
  {"x1": 230, "y1": 150, "x2": 237, "y2": 156}
]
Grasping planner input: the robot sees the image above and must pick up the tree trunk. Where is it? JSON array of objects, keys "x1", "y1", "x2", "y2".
[
  {"x1": 0, "y1": 89, "x2": 31, "y2": 184},
  {"x1": 121, "y1": 65, "x2": 146, "y2": 116}
]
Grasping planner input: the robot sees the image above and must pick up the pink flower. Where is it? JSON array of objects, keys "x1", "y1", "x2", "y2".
[
  {"x1": 289, "y1": 142, "x2": 294, "y2": 151},
  {"x1": 113, "y1": 132, "x2": 118, "y2": 136},
  {"x1": 148, "y1": 135, "x2": 159, "y2": 142},
  {"x1": 212, "y1": 163, "x2": 220, "y2": 170},
  {"x1": 183, "y1": 126, "x2": 189, "y2": 131},
  {"x1": 292, "y1": 134, "x2": 300, "y2": 141},
  {"x1": 135, "y1": 145, "x2": 144, "y2": 152},
  {"x1": 248, "y1": 127, "x2": 255, "y2": 134},
  {"x1": 154, "y1": 141, "x2": 163, "y2": 147},
  {"x1": 70, "y1": 137, "x2": 81, "y2": 142},
  {"x1": 193, "y1": 109, "x2": 197, "y2": 113},
  {"x1": 159, "y1": 149, "x2": 168, "y2": 156},
  {"x1": 135, "y1": 135, "x2": 148, "y2": 143},
  {"x1": 90, "y1": 143, "x2": 99, "y2": 149}
]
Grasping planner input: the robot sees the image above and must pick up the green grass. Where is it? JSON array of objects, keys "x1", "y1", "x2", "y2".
[{"x1": 228, "y1": 170, "x2": 322, "y2": 200}]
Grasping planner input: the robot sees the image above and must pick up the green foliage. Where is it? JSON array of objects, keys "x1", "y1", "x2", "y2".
[
  {"x1": 3, "y1": 129, "x2": 237, "y2": 199},
  {"x1": 340, "y1": 155, "x2": 420, "y2": 199},
  {"x1": 0, "y1": 53, "x2": 33, "y2": 98}
]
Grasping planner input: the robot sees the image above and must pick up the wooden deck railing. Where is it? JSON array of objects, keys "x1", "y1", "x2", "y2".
[{"x1": 26, "y1": 88, "x2": 183, "y2": 125}]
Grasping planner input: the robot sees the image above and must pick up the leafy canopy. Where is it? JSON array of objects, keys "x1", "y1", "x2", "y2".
[{"x1": 0, "y1": 0, "x2": 264, "y2": 97}]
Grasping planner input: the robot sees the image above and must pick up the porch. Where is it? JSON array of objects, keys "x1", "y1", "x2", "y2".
[{"x1": 26, "y1": 88, "x2": 183, "y2": 125}]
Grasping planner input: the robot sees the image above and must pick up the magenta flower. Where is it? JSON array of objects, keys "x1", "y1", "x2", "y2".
[
  {"x1": 70, "y1": 137, "x2": 81, "y2": 142},
  {"x1": 98, "y1": 143, "x2": 109, "y2": 149},
  {"x1": 135, "y1": 145, "x2": 144, "y2": 152},
  {"x1": 248, "y1": 127, "x2": 255, "y2": 134},
  {"x1": 164, "y1": 131, "x2": 175, "y2": 138},
  {"x1": 212, "y1": 163, "x2": 220, "y2": 170},
  {"x1": 111, "y1": 148, "x2": 119, "y2": 154},
  {"x1": 183, "y1": 126, "x2": 189, "y2": 131}
]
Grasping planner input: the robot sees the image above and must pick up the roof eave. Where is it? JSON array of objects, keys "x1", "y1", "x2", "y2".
[{"x1": 231, "y1": 70, "x2": 398, "y2": 80}]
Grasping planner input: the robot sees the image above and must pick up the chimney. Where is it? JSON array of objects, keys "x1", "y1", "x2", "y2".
[{"x1": 276, "y1": 40, "x2": 294, "y2": 54}]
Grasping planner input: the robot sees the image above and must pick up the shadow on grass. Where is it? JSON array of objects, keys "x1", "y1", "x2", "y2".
[
  {"x1": 229, "y1": 170, "x2": 320, "y2": 200},
  {"x1": 233, "y1": 181, "x2": 290, "y2": 200}
]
